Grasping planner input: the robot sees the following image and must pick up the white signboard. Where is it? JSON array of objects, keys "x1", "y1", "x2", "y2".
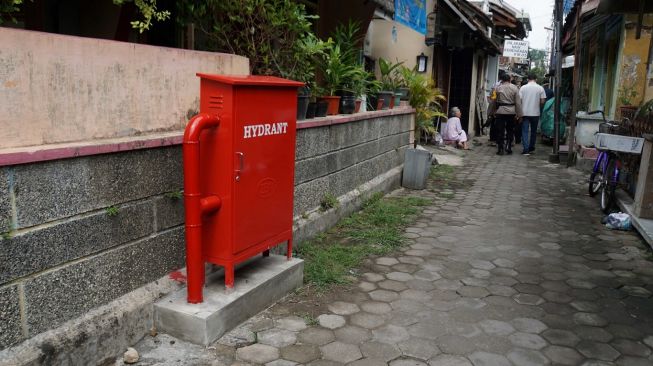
[{"x1": 503, "y1": 40, "x2": 529, "y2": 59}]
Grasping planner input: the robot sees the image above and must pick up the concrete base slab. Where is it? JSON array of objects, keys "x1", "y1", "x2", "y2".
[
  {"x1": 616, "y1": 191, "x2": 653, "y2": 250},
  {"x1": 154, "y1": 255, "x2": 303, "y2": 345}
]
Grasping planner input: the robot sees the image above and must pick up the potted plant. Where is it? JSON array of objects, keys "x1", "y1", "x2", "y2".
[
  {"x1": 318, "y1": 44, "x2": 356, "y2": 115},
  {"x1": 618, "y1": 82, "x2": 639, "y2": 120},
  {"x1": 378, "y1": 58, "x2": 403, "y2": 110},
  {"x1": 311, "y1": 84, "x2": 329, "y2": 118}
]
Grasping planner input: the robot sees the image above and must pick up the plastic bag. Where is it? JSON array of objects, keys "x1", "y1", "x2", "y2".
[{"x1": 604, "y1": 212, "x2": 632, "y2": 231}]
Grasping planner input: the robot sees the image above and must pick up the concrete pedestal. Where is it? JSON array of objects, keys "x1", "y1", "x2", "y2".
[
  {"x1": 634, "y1": 137, "x2": 653, "y2": 219},
  {"x1": 154, "y1": 255, "x2": 303, "y2": 345}
]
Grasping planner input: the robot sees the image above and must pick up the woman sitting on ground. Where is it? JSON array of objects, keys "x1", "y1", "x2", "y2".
[{"x1": 443, "y1": 107, "x2": 469, "y2": 150}]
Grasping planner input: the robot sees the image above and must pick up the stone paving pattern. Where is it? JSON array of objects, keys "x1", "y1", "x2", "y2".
[{"x1": 132, "y1": 142, "x2": 653, "y2": 365}]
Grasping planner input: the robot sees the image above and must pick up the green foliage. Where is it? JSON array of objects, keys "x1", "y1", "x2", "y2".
[
  {"x1": 399, "y1": 66, "x2": 446, "y2": 140},
  {"x1": 295, "y1": 195, "x2": 430, "y2": 289},
  {"x1": 318, "y1": 44, "x2": 359, "y2": 96},
  {"x1": 319, "y1": 193, "x2": 340, "y2": 212},
  {"x1": 0, "y1": 0, "x2": 25, "y2": 24},
  {"x1": 165, "y1": 190, "x2": 183, "y2": 200},
  {"x1": 105, "y1": 206, "x2": 119, "y2": 217},
  {"x1": 113, "y1": 0, "x2": 170, "y2": 33},
  {"x1": 177, "y1": 0, "x2": 318, "y2": 78},
  {"x1": 1, "y1": 231, "x2": 12, "y2": 240},
  {"x1": 378, "y1": 58, "x2": 404, "y2": 91},
  {"x1": 636, "y1": 98, "x2": 653, "y2": 120},
  {"x1": 618, "y1": 83, "x2": 639, "y2": 106},
  {"x1": 430, "y1": 164, "x2": 455, "y2": 180}
]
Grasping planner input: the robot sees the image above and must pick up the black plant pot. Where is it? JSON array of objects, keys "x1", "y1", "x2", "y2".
[
  {"x1": 367, "y1": 95, "x2": 378, "y2": 111},
  {"x1": 378, "y1": 91, "x2": 394, "y2": 110},
  {"x1": 315, "y1": 101, "x2": 328, "y2": 117},
  {"x1": 306, "y1": 102, "x2": 317, "y2": 119},
  {"x1": 297, "y1": 95, "x2": 309, "y2": 121},
  {"x1": 340, "y1": 95, "x2": 356, "y2": 114}
]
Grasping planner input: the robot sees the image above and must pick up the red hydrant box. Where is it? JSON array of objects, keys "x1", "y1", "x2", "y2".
[{"x1": 183, "y1": 74, "x2": 303, "y2": 303}]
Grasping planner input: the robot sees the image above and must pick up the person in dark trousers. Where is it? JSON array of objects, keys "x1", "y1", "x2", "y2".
[
  {"x1": 491, "y1": 73, "x2": 522, "y2": 155},
  {"x1": 519, "y1": 73, "x2": 547, "y2": 155}
]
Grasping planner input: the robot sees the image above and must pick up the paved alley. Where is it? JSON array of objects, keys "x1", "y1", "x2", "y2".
[{"x1": 133, "y1": 141, "x2": 653, "y2": 366}]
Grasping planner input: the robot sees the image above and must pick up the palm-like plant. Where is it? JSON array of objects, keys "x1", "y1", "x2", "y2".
[
  {"x1": 399, "y1": 66, "x2": 446, "y2": 142},
  {"x1": 378, "y1": 58, "x2": 404, "y2": 91},
  {"x1": 319, "y1": 44, "x2": 357, "y2": 96}
]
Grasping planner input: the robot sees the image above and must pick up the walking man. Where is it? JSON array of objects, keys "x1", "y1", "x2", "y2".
[
  {"x1": 492, "y1": 73, "x2": 522, "y2": 155},
  {"x1": 519, "y1": 73, "x2": 547, "y2": 155}
]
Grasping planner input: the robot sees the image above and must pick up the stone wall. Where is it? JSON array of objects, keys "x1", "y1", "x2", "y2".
[
  {"x1": 0, "y1": 28, "x2": 249, "y2": 150},
  {"x1": 0, "y1": 109, "x2": 413, "y2": 351}
]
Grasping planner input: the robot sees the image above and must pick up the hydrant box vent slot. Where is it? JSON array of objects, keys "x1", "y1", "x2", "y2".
[{"x1": 183, "y1": 73, "x2": 303, "y2": 303}]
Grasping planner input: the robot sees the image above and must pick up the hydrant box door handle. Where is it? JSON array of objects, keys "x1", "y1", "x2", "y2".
[{"x1": 232, "y1": 87, "x2": 297, "y2": 254}]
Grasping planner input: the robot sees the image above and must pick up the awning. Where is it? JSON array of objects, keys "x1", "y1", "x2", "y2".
[{"x1": 440, "y1": 0, "x2": 501, "y2": 53}]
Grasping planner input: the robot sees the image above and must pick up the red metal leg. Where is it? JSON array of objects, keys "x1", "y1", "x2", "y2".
[
  {"x1": 185, "y1": 227, "x2": 204, "y2": 303},
  {"x1": 263, "y1": 250, "x2": 270, "y2": 257},
  {"x1": 287, "y1": 238, "x2": 293, "y2": 260},
  {"x1": 225, "y1": 264, "x2": 235, "y2": 289}
]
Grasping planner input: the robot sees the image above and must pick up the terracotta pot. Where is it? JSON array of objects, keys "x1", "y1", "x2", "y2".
[
  {"x1": 355, "y1": 99, "x2": 362, "y2": 113},
  {"x1": 320, "y1": 96, "x2": 341, "y2": 115}
]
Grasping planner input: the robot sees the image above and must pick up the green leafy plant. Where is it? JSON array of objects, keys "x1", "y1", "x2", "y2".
[
  {"x1": 165, "y1": 190, "x2": 183, "y2": 200},
  {"x1": 319, "y1": 193, "x2": 340, "y2": 211},
  {"x1": 113, "y1": 0, "x2": 171, "y2": 33},
  {"x1": 399, "y1": 66, "x2": 446, "y2": 141},
  {"x1": 637, "y1": 98, "x2": 653, "y2": 120},
  {"x1": 378, "y1": 58, "x2": 404, "y2": 91},
  {"x1": 0, "y1": 0, "x2": 24, "y2": 24},
  {"x1": 105, "y1": 206, "x2": 119, "y2": 217},
  {"x1": 618, "y1": 83, "x2": 639, "y2": 106},
  {"x1": 1, "y1": 231, "x2": 12, "y2": 240},
  {"x1": 318, "y1": 44, "x2": 357, "y2": 96}
]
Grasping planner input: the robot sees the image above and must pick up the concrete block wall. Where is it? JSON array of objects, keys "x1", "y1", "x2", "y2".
[{"x1": 0, "y1": 110, "x2": 412, "y2": 351}]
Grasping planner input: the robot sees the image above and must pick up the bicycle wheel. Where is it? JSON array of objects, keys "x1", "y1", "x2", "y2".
[
  {"x1": 589, "y1": 154, "x2": 606, "y2": 197},
  {"x1": 600, "y1": 158, "x2": 617, "y2": 213}
]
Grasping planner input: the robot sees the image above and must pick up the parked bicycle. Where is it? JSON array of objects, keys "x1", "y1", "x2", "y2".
[{"x1": 587, "y1": 110, "x2": 642, "y2": 213}]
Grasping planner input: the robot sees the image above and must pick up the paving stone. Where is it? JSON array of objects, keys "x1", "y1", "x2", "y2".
[
  {"x1": 298, "y1": 327, "x2": 335, "y2": 346},
  {"x1": 276, "y1": 316, "x2": 308, "y2": 331},
  {"x1": 280, "y1": 344, "x2": 321, "y2": 364},
  {"x1": 457, "y1": 286, "x2": 489, "y2": 298},
  {"x1": 621, "y1": 286, "x2": 652, "y2": 298},
  {"x1": 508, "y1": 332, "x2": 548, "y2": 350},
  {"x1": 379, "y1": 280, "x2": 409, "y2": 291},
  {"x1": 334, "y1": 326, "x2": 371, "y2": 344},
  {"x1": 258, "y1": 328, "x2": 298, "y2": 348},
  {"x1": 360, "y1": 341, "x2": 402, "y2": 361},
  {"x1": 369, "y1": 290, "x2": 400, "y2": 302},
  {"x1": 236, "y1": 344, "x2": 280, "y2": 364},
  {"x1": 350, "y1": 312, "x2": 386, "y2": 329},
  {"x1": 611, "y1": 339, "x2": 652, "y2": 357},
  {"x1": 398, "y1": 338, "x2": 440, "y2": 360},
  {"x1": 435, "y1": 334, "x2": 476, "y2": 355},
  {"x1": 359, "y1": 281, "x2": 377, "y2": 292},
  {"x1": 361, "y1": 301, "x2": 392, "y2": 314},
  {"x1": 615, "y1": 356, "x2": 653, "y2": 366},
  {"x1": 363, "y1": 273, "x2": 385, "y2": 282},
  {"x1": 486, "y1": 285, "x2": 517, "y2": 297},
  {"x1": 320, "y1": 342, "x2": 362, "y2": 363},
  {"x1": 389, "y1": 358, "x2": 428, "y2": 366},
  {"x1": 467, "y1": 351, "x2": 511, "y2": 366},
  {"x1": 349, "y1": 358, "x2": 387, "y2": 366},
  {"x1": 408, "y1": 322, "x2": 448, "y2": 340},
  {"x1": 506, "y1": 348, "x2": 550, "y2": 366},
  {"x1": 377, "y1": 257, "x2": 399, "y2": 266},
  {"x1": 328, "y1": 301, "x2": 360, "y2": 315},
  {"x1": 478, "y1": 320, "x2": 516, "y2": 336},
  {"x1": 470, "y1": 260, "x2": 496, "y2": 270},
  {"x1": 511, "y1": 318, "x2": 548, "y2": 334},
  {"x1": 574, "y1": 312, "x2": 609, "y2": 327},
  {"x1": 577, "y1": 340, "x2": 621, "y2": 361},
  {"x1": 318, "y1": 314, "x2": 346, "y2": 329},
  {"x1": 542, "y1": 329, "x2": 580, "y2": 347},
  {"x1": 513, "y1": 294, "x2": 545, "y2": 306},
  {"x1": 566, "y1": 279, "x2": 597, "y2": 289},
  {"x1": 266, "y1": 360, "x2": 298, "y2": 366},
  {"x1": 574, "y1": 326, "x2": 614, "y2": 343},
  {"x1": 387, "y1": 272, "x2": 415, "y2": 282},
  {"x1": 542, "y1": 345, "x2": 583, "y2": 365},
  {"x1": 372, "y1": 324, "x2": 410, "y2": 344},
  {"x1": 427, "y1": 355, "x2": 472, "y2": 366}
]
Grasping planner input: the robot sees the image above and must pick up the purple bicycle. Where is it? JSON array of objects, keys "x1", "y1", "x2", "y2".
[{"x1": 586, "y1": 110, "x2": 633, "y2": 213}]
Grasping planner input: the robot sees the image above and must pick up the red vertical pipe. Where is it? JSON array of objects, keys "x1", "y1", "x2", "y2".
[{"x1": 183, "y1": 113, "x2": 220, "y2": 303}]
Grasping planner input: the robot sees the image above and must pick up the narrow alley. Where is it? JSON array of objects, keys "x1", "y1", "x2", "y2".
[{"x1": 130, "y1": 141, "x2": 653, "y2": 366}]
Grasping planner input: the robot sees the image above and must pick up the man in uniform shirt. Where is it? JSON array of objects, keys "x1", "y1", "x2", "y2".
[
  {"x1": 491, "y1": 73, "x2": 522, "y2": 155},
  {"x1": 519, "y1": 73, "x2": 547, "y2": 155}
]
